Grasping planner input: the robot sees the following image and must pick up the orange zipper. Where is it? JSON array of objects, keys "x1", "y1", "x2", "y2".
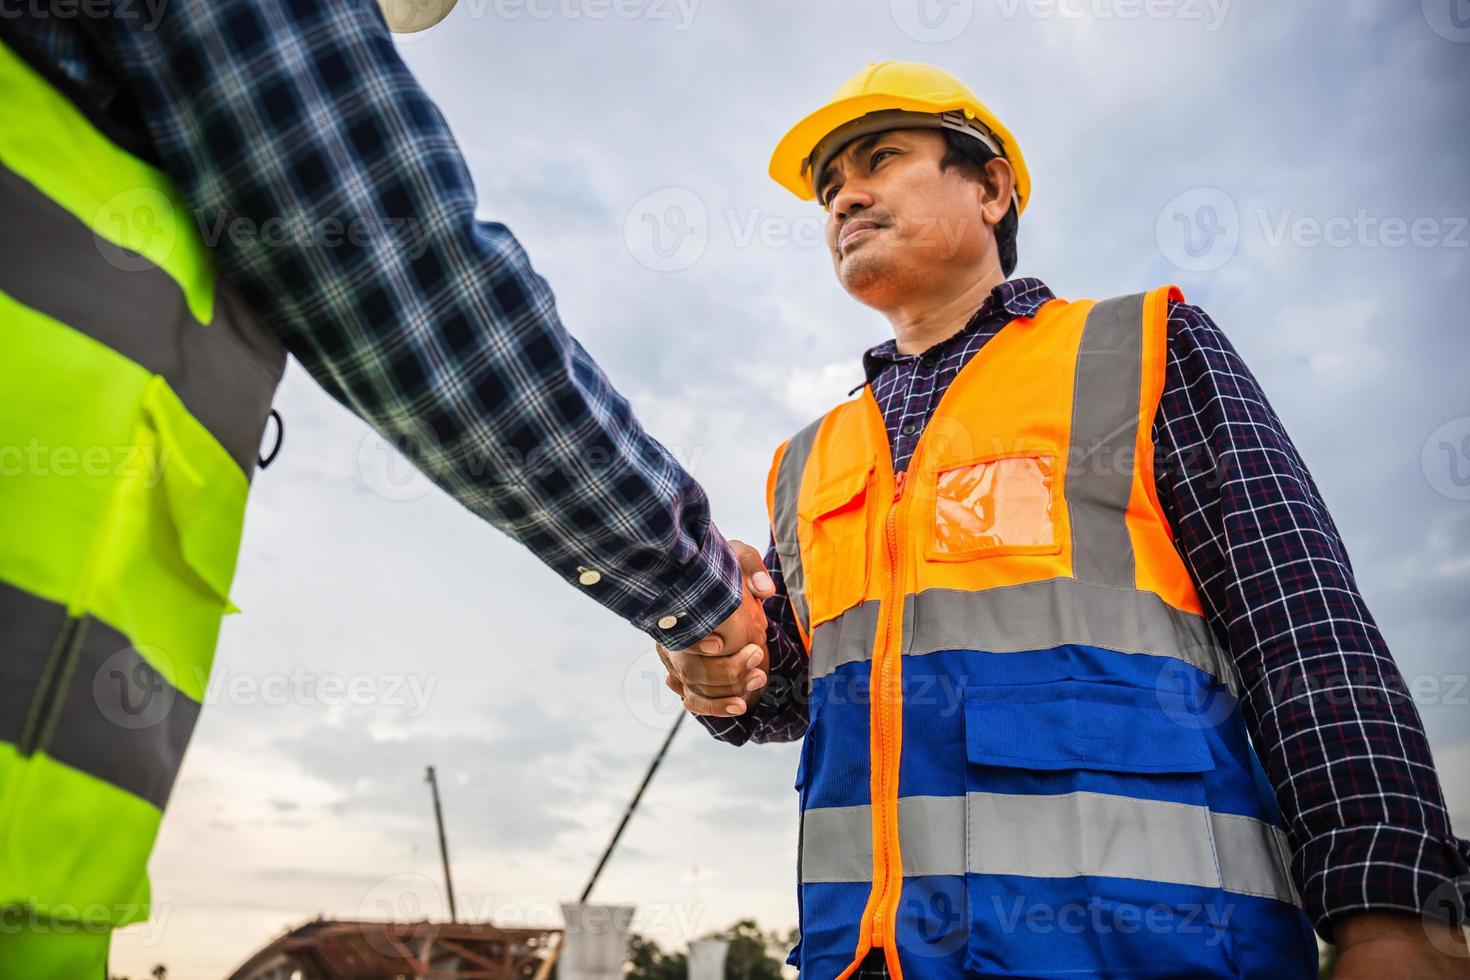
[{"x1": 868, "y1": 469, "x2": 908, "y2": 955}]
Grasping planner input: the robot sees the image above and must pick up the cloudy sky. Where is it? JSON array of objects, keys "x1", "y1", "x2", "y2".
[{"x1": 110, "y1": 1, "x2": 1470, "y2": 974}]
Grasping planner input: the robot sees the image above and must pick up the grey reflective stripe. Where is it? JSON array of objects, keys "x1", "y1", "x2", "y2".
[
  {"x1": 800, "y1": 804, "x2": 875, "y2": 883},
  {"x1": 1066, "y1": 293, "x2": 1145, "y2": 589},
  {"x1": 968, "y1": 790, "x2": 1219, "y2": 888},
  {"x1": 899, "y1": 793, "x2": 967, "y2": 877},
  {"x1": 0, "y1": 163, "x2": 286, "y2": 476},
  {"x1": 810, "y1": 578, "x2": 1237, "y2": 694},
  {"x1": 801, "y1": 793, "x2": 1300, "y2": 906},
  {"x1": 809, "y1": 599, "x2": 881, "y2": 680},
  {"x1": 796, "y1": 796, "x2": 970, "y2": 882},
  {"x1": 771, "y1": 415, "x2": 825, "y2": 640},
  {"x1": 1210, "y1": 810, "x2": 1301, "y2": 904},
  {"x1": 0, "y1": 579, "x2": 200, "y2": 810}
]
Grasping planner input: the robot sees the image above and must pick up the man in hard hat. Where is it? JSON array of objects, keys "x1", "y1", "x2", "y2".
[
  {"x1": 659, "y1": 62, "x2": 1470, "y2": 978},
  {"x1": 0, "y1": 0, "x2": 772, "y2": 975}
]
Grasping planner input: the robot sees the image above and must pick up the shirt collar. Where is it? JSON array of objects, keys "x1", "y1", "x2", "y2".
[{"x1": 859, "y1": 277, "x2": 1056, "y2": 387}]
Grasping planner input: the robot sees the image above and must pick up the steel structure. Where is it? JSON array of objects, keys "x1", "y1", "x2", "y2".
[{"x1": 225, "y1": 918, "x2": 558, "y2": 980}]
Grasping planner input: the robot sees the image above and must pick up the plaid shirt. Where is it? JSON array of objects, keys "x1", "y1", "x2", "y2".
[
  {"x1": 700, "y1": 277, "x2": 1470, "y2": 941},
  {"x1": 1, "y1": 0, "x2": 740, "y2": 649}
]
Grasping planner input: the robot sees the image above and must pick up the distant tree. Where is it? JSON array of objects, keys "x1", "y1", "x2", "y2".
[
  {"x1": 626, "y1": 932, "x2": 687, "y2": 980},
  {"x1": 716, "y1": 919, "x2": 786, "y2": 980},
  {"x1": 625, "y1": 919, "x2": 790, "y2": 980},
  {"x1": 151, "y1": 967, "x2": 167, "y2": 980}
]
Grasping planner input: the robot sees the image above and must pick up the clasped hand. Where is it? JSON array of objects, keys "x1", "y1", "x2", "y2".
[{"x1": 656, "y1": 539, "x2": 775, "y2": 717}]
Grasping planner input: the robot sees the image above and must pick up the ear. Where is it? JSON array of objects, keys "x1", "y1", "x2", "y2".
[{"x1": 978, "y1": 156, "x2": 1016, "y2": 226}]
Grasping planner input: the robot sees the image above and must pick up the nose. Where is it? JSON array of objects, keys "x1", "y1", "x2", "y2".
[{"x1": 831, "y1": 181, "x2": 874, "y2": 224}]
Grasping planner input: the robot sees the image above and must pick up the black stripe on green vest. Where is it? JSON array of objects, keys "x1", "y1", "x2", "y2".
[
  {"x1": 0, "y1": 164, "x2": 285, "y2": 476},
  {"x1": 0, "y1": 580, "x2": 199, "y2": 810}
]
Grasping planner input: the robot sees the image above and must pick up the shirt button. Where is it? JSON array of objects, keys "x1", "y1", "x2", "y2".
[
  {"x1": 657, "y1": 615, "x2": 679, "y2": 630},
  {"x1": 901, "y1": 424, "x2": 917, "y2": 436},
  {"x1": 578, "y1": 568, "x2": 602, "y2": 586}
]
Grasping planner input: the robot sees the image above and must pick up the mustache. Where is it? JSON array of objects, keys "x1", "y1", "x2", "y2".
[
  {"x1": 834, "y1": 211, "x2": 895, "y2": 250},
  {"x1": 838, "y1": 211, "x2": 894, "y2": 234}
]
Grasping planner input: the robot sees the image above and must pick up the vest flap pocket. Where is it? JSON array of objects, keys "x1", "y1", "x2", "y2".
[
  {"x1": 142, "y1": 377, "x2": 249, "y2": 608},
  {"x1": 795, "y1": 461, "x2": 875, "y2": 626},
  {"x1": 964, "y1": 681, "x2": 1214, "y2": 775},
  {"x1": 797, "y1": 460, "x2": 874, "y2": 522}
]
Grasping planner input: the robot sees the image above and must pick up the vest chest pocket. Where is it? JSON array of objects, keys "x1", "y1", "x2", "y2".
[
  {"x1": 926, "y1": 452, "x2": 1061, "y2": 561},
  {"x1": 797, "y1": 461, "x2": 874, "y2": 624}
]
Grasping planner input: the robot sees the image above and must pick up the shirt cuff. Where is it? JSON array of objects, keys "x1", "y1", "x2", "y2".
[
  {"x1": 694, "y1": 618, "x2": 809, "y2": 748},
  {"x1": 634, "y1": 519, "x2": 742, "y2": 650},
  {"x1": 1297, "y1": 824, "x2": 1470, "y2": 942},
  {"x1": 695, "y1": 710, "x2": 756, "y2": 747}
]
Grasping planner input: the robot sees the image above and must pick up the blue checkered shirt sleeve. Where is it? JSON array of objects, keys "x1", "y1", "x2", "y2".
[{"x1": 43, "y1": 0, "x2": 741, "y2": 647}]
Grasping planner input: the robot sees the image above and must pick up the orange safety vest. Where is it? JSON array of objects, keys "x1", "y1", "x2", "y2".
[{"x1": 768, "y1": 288, "x2": 1315, "y2": 978}]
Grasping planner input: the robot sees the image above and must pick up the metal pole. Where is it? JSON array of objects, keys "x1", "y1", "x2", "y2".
[
  {"x1": 425, "y1": 765, "x2": 459, "y2": 921},
  {"x1": 579, "y1": 711, "x2": 685, "y2": 904},
  {"x1": 533, "y1": 712, "x2": 686, "y2": 980}
]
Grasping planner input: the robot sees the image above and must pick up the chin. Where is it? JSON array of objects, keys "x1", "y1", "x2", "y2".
[
  {"x1": 839, "y1": 249, "x2": 915, "y2": 307},
  {"x1": 839, "y1": 248, "x2": 888, "y2": 291}
]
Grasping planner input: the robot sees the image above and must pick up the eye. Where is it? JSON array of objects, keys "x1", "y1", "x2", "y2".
[
  {"x1": 821, "y1": 182, "x2": 840, "y2": 207},
  {"x1": 871, "y1": 147, "x2": 897, "y2": 166}
]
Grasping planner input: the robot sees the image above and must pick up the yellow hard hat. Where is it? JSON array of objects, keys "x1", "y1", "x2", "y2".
[{"x1": 769, "y1": 61, "x2": 1030, "y2": 215}]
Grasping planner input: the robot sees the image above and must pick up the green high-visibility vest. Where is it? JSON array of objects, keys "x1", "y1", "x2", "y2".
[{"x1": 0, "y1": 37, "x2": 286, "y2": 926}]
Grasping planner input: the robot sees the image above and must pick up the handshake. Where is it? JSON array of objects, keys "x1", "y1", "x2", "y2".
[{"x1": 656, "y1": 540, "x2": 777, "y2": 717}]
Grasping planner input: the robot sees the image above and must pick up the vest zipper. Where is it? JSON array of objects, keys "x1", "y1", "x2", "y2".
[{"x1": 869, "y1": 469, "x2": 908, "y2": 957}]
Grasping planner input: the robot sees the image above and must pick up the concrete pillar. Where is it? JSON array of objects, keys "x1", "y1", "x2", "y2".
[
  {"x1": 688, "y1": 938, "x2": 729, "y2": 980},
  {"x1": 559, "y1": 903, "x2": 635, "y2": 980}
]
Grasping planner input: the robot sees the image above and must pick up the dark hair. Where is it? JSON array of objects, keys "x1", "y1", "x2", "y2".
[{"x1": 938, "y1": 127, "x2": 1020, "y2": 277}]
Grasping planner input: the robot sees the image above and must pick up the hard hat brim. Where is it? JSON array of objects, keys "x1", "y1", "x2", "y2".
[{"x1": 769, "y1": 91, "x2": 1030, "y2": 214}]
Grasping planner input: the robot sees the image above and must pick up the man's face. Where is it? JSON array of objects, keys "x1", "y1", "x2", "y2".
[{"x1": 816, "y1": 129, "x2": 999, "y2": 309}]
